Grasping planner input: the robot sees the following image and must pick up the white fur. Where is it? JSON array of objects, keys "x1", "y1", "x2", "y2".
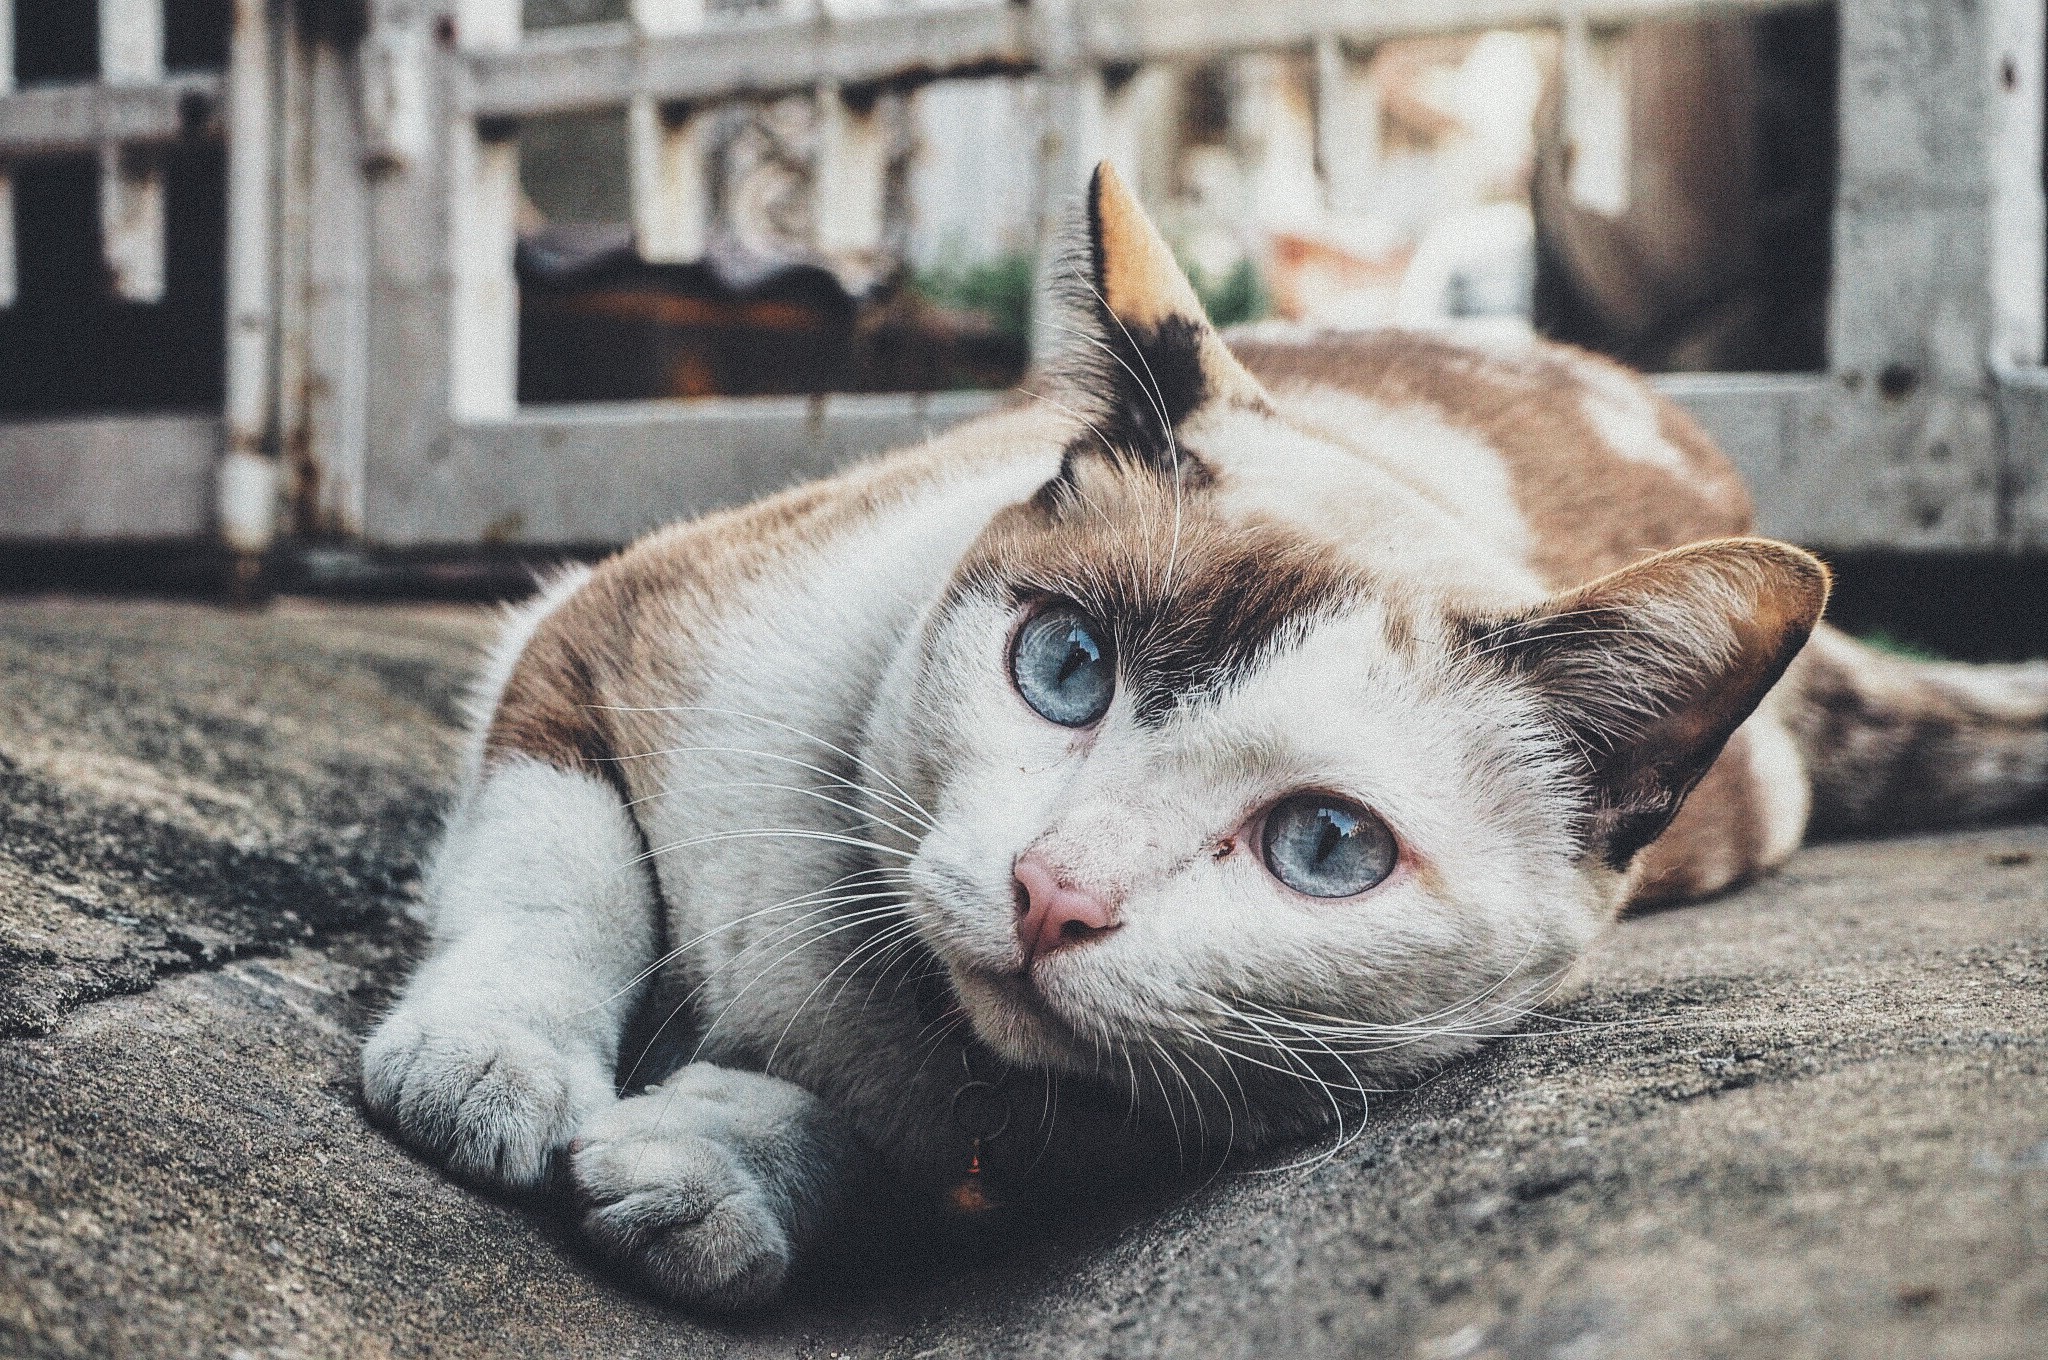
[
  {"x1": 1193, "y1": 398, "x2": 1549, "y2": 612},
  {"x1": 362, "y1": 759, "x2": 652, "y2": 1189}
]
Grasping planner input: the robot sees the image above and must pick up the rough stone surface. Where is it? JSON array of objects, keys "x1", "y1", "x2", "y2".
[{"x1": 1, "y1": 595, "x2": 2043, "y2": 1359}]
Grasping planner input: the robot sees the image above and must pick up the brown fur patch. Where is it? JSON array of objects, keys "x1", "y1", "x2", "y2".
[
  {"x1": 483, "y1": 405, "x2": 1063, "y2": 791},
  {"x1": 1628, "y1": 726, "x2": 1769, "y2": 907},
  {"x1": 957, "y1": 467, "x2": 1368, "y2": 723},
  {"x1": 1469, "y1": 538, "x2": 1828, "y2": 868},
  {"x1": 1229, "y1": 329, "x2": 1753, "y2": 588}
]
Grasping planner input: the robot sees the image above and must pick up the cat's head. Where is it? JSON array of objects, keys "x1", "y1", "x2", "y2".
[{"x1": 871, "y1": 166, "x2": 1826, "y2": 1121}]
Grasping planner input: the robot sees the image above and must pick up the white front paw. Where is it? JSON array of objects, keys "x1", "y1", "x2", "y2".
[
  {"x1": 361, "y1": 1009, "x2": 609, "y2": 1191},
  {"x1": 570, "y1": 1081, "x2": 798, "y2": 1310}
]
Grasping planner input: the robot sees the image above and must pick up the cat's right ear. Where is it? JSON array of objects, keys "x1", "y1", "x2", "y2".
[
  {"x1": 1470, "y1": 538, "x2": 1829, "y2": 870},
  {"x1": 1039, "y1": 163, "x2": 1269, "y2": 498}
]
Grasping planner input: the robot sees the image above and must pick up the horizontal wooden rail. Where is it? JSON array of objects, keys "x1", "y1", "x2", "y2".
[
  {"x1": 0, "y1": 73, "x2": 222, "y2": 158},
  {"x1": 465, "y1": 0, "x2": 1817, "y2": 118},
  {"x1": 0, "y1": 414, "x2": 220, "y2": 541}
]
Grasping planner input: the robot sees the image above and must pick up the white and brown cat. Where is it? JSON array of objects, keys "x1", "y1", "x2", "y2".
[{"x1": 363, "y1": 165, "x2": 2048, "y2": 1308}]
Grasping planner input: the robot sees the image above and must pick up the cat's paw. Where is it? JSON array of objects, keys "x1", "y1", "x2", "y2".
[
  {"x1": 361, "y1": 1008, "x2": 610, "y2": 1192},
  {"x1": 569, "y1": 1071, "x2": 805, "y2": 1310}
]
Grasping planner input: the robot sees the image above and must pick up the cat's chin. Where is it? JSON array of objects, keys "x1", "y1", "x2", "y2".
[{"x1": 946, "y1": 965, "x2": 1097, "y2": 1072}]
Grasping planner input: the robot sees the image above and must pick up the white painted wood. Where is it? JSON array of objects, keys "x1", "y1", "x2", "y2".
[
  {"x1": 0, "y1": 74, "x2": 221, "y2": 157},
  {"x1": 1234, "y1": 51, "x2": 1323, "y2": 231},
  {"x1": 0, "y1": 415, "x2": 219, "y2": 540},
  {"x1": 455, "y1": 0, "x2": 522, "y2": 52},
  {"x1": 0, "y1": 174, "x2": 15, "y2": 310},
  {"x1": 0, "y1": 10, "x2": 13, "y2": 309},
  {"x1": 1314, "y1": 36, "x2": 1380, "y2": 217},
  {"x1": 274, "y1": 0, "x2": 315, "y2": 531},
  {"x1": 630, "y1": 0, "x2": 708, "y2": 38},
  {"x1": 1031, "y1": 59, "x2": 1104, "y2": 363},
  {"x1": 99, "y1": 0, "x2": 166, "y2": 84},
  {"x1": 1994, "y1": 366, "x2": 2048, "y2": 547},
  {"x1": 221, "y1": 0, "x2": 278, "y2": 553},
  {"x1": 361, "y1": 0, "x2": 459, "y2": 550},
  {"x1": 1985, "y1": 0, "x2": 2045, "y2": 371},
  {"x1": 448, "y1": 121, "x2": 521, "y2": 421},
  {"x1": 1560, "y1": 13, "x2": 1630, "y2": 217},
  {"x1": 814, "y1": 82, "x2": 888, "y2": 257},
  {"x1": 629, "y1": 95, "x2": 709, "y2": 263},
  {"x1": 1821, "y1": 0, "x2": 2042, "y2": 548},
  {"x1": 463, "y1": 0, "x2": 1811, "y2": 119},
  {"x1": 99, "y1": 146, "x2": 167, "y2": 302},
  {"x1": 304, "y1": 35, "x2": 372, "y2": 536},
  {"x1": 360, "y1": 25, "x2": 433, "y2": 171},
  {"x1": 379, "y1": 392, "x2": 1001, "y2": 544}
]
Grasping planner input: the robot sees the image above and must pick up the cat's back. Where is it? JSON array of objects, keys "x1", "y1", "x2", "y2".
[{"x1": 1229, "y1": 327, "x2": 1754, "y2": 588}]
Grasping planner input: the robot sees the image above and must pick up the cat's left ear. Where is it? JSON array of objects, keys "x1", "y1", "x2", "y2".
[
  {"x1": 1471, "y1": 538, "x2": 1830, "y2": 870},
  {"x1": 1052, "y1": 162, "x2": 1270, "y2": 476}
]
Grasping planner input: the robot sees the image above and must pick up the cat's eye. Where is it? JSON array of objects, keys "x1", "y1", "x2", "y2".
[
  {"x1": 1010, "y1": 604, "x2": 1116, "y2": 728},
  {"x1": 1259, "y1": 794, "x2": 1397, "y2": 898}
]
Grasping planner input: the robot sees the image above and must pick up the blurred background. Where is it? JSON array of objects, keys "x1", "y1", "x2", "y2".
[{"x1": 0, "y1": 0, "x2": 2042, "y2": 655}]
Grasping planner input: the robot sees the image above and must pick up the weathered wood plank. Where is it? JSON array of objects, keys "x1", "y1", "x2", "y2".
[
  {"x1": 465, "y1": 0, "x2": 1814, "y2": 118},
  {"x1": 0, "y1": 75, "x2": 221, "y2": 157},
  {"x1": 1994, "y1": 366, "x2": 2048, "y2": 549},
  {"x1": 0, "y1": 416, "x2": 219, "y2": 541},
  {"x1": 370, "y1": 392, "x2": 1002, "y2": 545}
]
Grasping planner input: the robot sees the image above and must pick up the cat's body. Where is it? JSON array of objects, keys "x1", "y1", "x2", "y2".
[{"x1": 364, "y1": 168, "x2": 2048, "y2": 1308}]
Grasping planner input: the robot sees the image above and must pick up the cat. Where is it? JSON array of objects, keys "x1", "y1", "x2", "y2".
[{"x1": 362, "y1": 164, "x2": 2048, "y2": 1310}]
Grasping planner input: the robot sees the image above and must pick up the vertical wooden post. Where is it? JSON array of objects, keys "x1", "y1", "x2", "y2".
[
  {"x1": 448, "y1": 120, "x2": 520, "y2": 421},
  {"x1": 1314, "y1": 35, "x2": 1381, "y2": 217},
  {"x1": 629, "y1": 0, "x2": 709, "y2": 263},
  {"x1": 361, "y1": 0, "x2": 456, "y2": 542},
  {"x1": 0, "y1": 1, "x2": 16, "y2": 309},
  {"x1": 1559, "y1": 14, "x2": 1630, "y2": 217},
  {"x1": 1234, "y1": 52, "x2": 1323, "y2": 231},
  {"x1": 98, "y1": 0, "x2": 165, "y2": 84},
  {"x1": 273, "y1": 0, "x2": 315, "y2": 534},
  {"x1": 631, "y1": 0, "x2": 707, "y2": 35},
  {"x1": 100, "y1": 147, "x2": 167, "y2": 302},
  {"x1": 815, "y1": 81, "x2": 888, "y2": 258},
  {"x1": 99, "y1": 0, "x2": 169, "y2": 303},
  {"x1": 302, "y1": 27, "x2": 371, "y2": 535},
  {"x1": 218, "y1": 0, "x2": 278, "y2": 563},
  {"x1": 447, "y1": 0, "x2": 521, "y2": 422},
  {"x1": 630, "y1": 97, "x2": 709, "y2": 263},
  {"x1": 1821, "y1": 0, "x2": 2046, "y2": 546}
]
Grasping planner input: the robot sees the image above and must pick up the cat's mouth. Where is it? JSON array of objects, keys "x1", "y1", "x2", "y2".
[{"x1": 945, "y1": 962, "x2": 1099, "y2": 1071}]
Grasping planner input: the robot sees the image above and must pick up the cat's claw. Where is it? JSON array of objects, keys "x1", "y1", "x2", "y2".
[
  {"x1": 570, "y1": 1079, "x2": 797, "y2": 1310},
  {"x1": 361, "y1": 1010, "x2": 609, "y2": 1192}
]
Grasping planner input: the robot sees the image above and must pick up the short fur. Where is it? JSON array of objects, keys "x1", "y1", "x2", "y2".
[{"x1": 363, "y1": 165, "x2": 2048, "y2": 1308}]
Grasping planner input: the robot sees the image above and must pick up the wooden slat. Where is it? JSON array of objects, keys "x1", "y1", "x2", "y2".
[
  {"x1": 0, "y1": 416, "x2": 219, "y2": 541},
  {"x1": 1994, "y1": 366, "x2": 2048, "y2": 549},
  {"x1": 465, "y1": 0, "x2": 1815, "y2": 118},
  {"x1": 0, "y1": 75, "x2": 220, "y2": 158},
  {"x1": 99, "y1": 147, "x2": 167, "y2": 302},
  {"x1": 368, "y1": 393, "x2": 1002, "y2": 545},
  {"x1": 99, "y1": 0, "x2": 166, "y2": 86},
  {"x1": 629, "y1": 95, "x2": 710, "y2": 262}
]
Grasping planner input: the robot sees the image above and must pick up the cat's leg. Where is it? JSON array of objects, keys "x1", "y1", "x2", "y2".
[
  {"x1": 570, "y1": 1062, "x2": 874, "y2": 1310},
  {"x1": 362, "y1": 758, "x2": 657, "y2": 1191}
]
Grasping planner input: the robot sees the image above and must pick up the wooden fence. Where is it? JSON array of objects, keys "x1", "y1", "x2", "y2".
[{"x1": 2, "y1": 0, "x2": 2046, "y2": 563}]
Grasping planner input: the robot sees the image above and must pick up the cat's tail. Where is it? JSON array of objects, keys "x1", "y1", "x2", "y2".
[{"x1": 1788, "y1": 624, "x2": 2048, "y2": 835}]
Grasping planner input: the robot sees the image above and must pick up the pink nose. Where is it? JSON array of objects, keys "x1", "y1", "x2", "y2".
[{"x1": 1012, "y1": 850, "x2": 1120, "y2": 965}]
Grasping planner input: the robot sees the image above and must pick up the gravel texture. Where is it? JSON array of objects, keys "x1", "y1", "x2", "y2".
[{"x1": 2, "y1": 596, "x2": 2043, "y2": 1359}]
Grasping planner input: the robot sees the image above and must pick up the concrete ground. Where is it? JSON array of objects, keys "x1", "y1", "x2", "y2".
[{"x1": 1, "y1": 596, "x2": 2043, "y2": 1360}]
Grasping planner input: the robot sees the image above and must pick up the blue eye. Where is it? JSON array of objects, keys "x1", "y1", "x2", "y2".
[
  {"x1": 1011, "y1": 605, "x2": 1115, "y2": 728},
  {"x1": 1260, "y1": 794, "x2": 1397, "y2": 898}
]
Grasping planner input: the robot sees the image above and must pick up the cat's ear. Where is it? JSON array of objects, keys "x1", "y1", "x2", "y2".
[
  {"x1": 1473, "y1": 538, "x2": 1830, "y2": 869},
  {"x1": 1051, "y1": 162, "x2": 1269, "y2": 479}
]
